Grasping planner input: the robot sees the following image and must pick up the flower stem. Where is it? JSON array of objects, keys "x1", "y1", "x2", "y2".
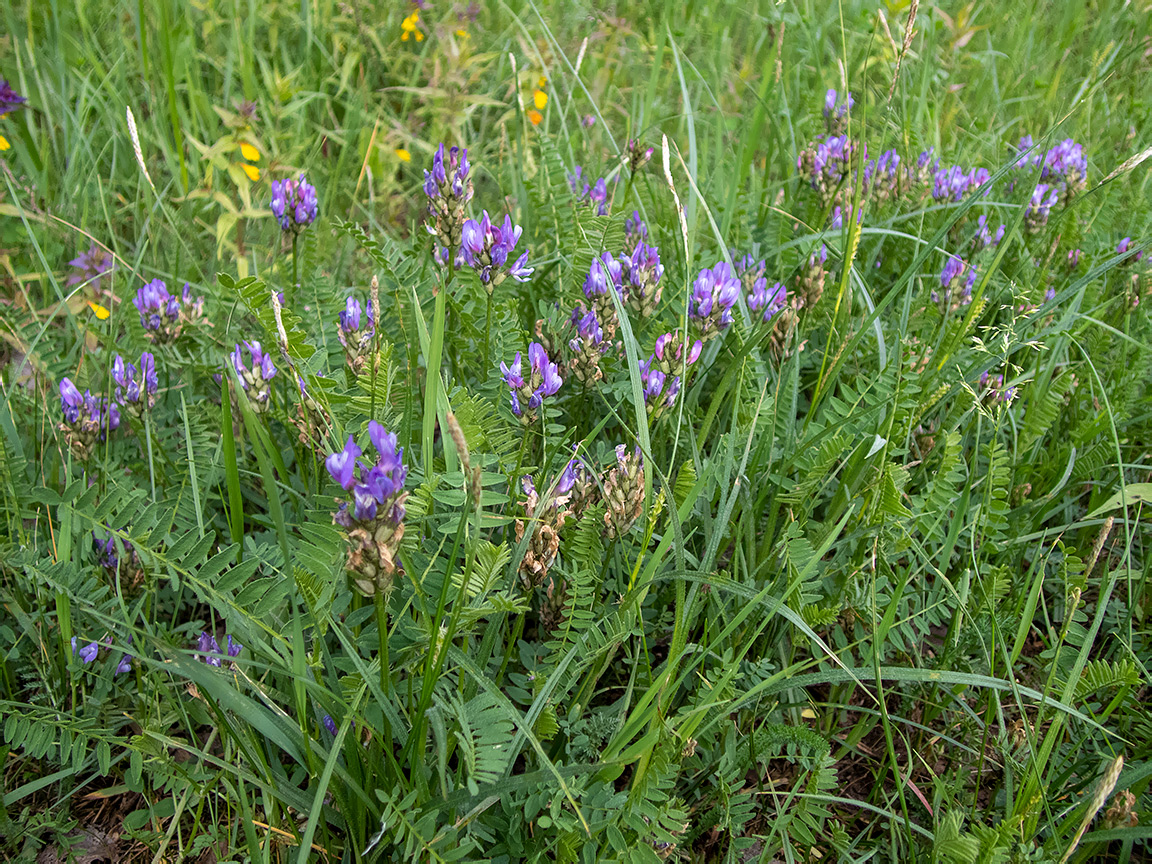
[
  {"x1": 484, "y1": 290, "x2": 493, "y2": 372},
  {"x1": 374, "y1": 587, "x2": 390, "y2": 696},
  {"x1": 291, "y1": 233, "x2": 299, "y2": 307}
]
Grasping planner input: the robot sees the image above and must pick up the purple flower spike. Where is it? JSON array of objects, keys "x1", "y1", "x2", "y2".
[
  {"x1": 323, "y1": 714, "x2": 338, "y2": 736},
  {"x1": 326, "y1": 435, "x2": 362, "y2": 490},
  {"x1": 226, "y1": 634, "x2": 242, "y2": 658},
  {"x1": 134, "y1": 279, "x2": 182, "y2": 341},
  {"x1": 270, "y1": 173, "x2": 319, "y2": 233},
  {"x1": 116, "y1": 654, "x2": 133, "y2": 675},
  {"x1": 0, "y1": 80, "x2": 27, "y2": 117},
  {"x1": 689, "y1": 261, "x2": 742, "y2": 341}
]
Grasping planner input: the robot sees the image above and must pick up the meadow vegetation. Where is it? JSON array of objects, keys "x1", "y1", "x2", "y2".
[{"x1": 1, "y1": 0, "x2": 1152, "y2": 861}]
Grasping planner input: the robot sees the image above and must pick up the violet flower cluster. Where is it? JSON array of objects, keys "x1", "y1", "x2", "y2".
[
  {"x1": 863, "y1": 149, "x2": 902, "y2": 204},
  {"x1": 973, "y1": 215, "x2": 1006, "y2": 251},
  {"x1": 58, "y1": 378, "x2": 120, "y2": 460},
  {"x1": 270, "y1": 173, "x2": 319, "y2": 234},
  {"x1": 231, "y1": 341, "x2": 277, "y2": 412},
  {"x1": 797, "y1": 134, "x2": 860, "y2": 208},
  {"x1": 460, "y1": 210, "x2": 533, "y2": 288},
  {"x1": 1015, "y1": 136, "x2": 1088, "y2": 204},
  {"x1": 621, "y1": 239, "x2": 664, "y2": 317},
  {"x1": 134, "y1": 279, "x2": 183, "y2": 342},
  {"x1": 568, "y1": 166, "x2": 611, "y2": 216},
  {"x1": 626, "y1": 138, "x2": 654, "y2": 173},
  {"x1": 583, "y1": 251, "x2": 625, "y2": 337},
  {"x1": 112, "y1": 351, "x2": 158, "y2": 415},
  {"x1": 796, "y1": 245, "x2": 829, "y2": 309},
  {"x1": 932, "y1": 164, "x2": 990, "y2": 203},
  {"x1": 1024, "y1": 184, "x2": 1059, "y2": 234},
  {"x1": 67, "y1": 244, "x2": 115, "y2": 292},
  {"x1": 640, "y1": 332, "x2": 702, "y2": 420},
  {"x1": 326, "y1": 421, "x2": 409, "y2": 594},
  {"x1": 823, "y1": 88, "x2": 854, "y2": 135},
  {"x1": 0, "y1": 80, "x2": 27, "y2": 117},
  {"x1": 689, "y1": 261, "x2": 741, "y2": 342},
  {"x1": 624, "y1": 211, "x2": 648, "y2": 251},
  {"x1": 1117, "y1": 238, "x2": 1144, "y2": 266},
  {"x1": 933, "y1": 255, "x2": 976, "y2": 313},
  {"x1": 196, "y1": 631, "x2": 242, "y2": 667},
  {"x1": 501, "y1": 342, "x2": 563, "y2": 424},
  {"x1": 567, "y1": 306, "x2": 609, "y2": 385},
  {"x1": 338, "y1": 296, "x2": 375, "y2": 374},
  {"x1": 748, "y1": 278, "x2": 788, "y2": 324},
  {"x1": 71, "y1": 636, "x2": 132, "y2": 675},
  {"x1": 424, "y1": 143, "x2": 473, "y2": 249}
]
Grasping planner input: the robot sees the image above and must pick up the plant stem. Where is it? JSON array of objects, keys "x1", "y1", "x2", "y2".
[
  {"x1": 291, "y1": 233, "x2": 299, "y2": 307},
  {"x1": 375, "y1": 588, "x2": 390, "y2": 696}
]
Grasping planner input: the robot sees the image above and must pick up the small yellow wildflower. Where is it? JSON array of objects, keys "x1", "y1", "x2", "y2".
[
  {"x1": 239, "y1": 141, "x2": 260, "y2": 162},
  {"x1": 0, "y1": 134, "x2": 9, "y2": 151},
  {"x1": 526, "y1": 109, "x2": 543, "y2": 126},
  {"x1": 241, "y1": 163, "x2": 260, "y2": 181},
  {"x1": 401, "y1": 11, "x2": 424, "y2": 42},
  {"x1": 88, "y1": 301, "x2": 111, "y2": 320},
  {"x1": 456, "y1": 28, "x2": 469, "y2": 38},
  {"x1": 537, "y1": 76, "x2": 547, "y2": 89},
  {"x1": 533, "y1": 90, "x2": 548, "y2": 110},
  {"x1": 395, "y1": 148, "x2": 412, "y2": 162}
]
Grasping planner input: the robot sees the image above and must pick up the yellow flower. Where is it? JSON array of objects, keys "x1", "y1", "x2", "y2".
[
  {"x1": 395, "y1": 147, "x2": 412, "y2": 162},
  {"x1": 526, "y1": 109, "x2": 543, "y2": 126},
  {"x1": 0, "y1": 134, "x2": 9, "y2": 151},
  {"x1": 456, "y1": 28, "x2": 469, "y2": 38},
  {"x1": 88, "y1": 301, "x2": 111, "y2": 320},
  {"x1": 241, "y1": 163, "x2": 260, "y2": 181},
  {"x1": 401, "y1": 11, "x2": 423, "y2": 41},
  {"x1": 537, "y1": 75, "x2": 547, "y2": 89},
  {"x1": 533, "y1": 89, "x2": 548, "y2": 110},
  {"x1": 239, "y1": 141, "x2": 260, "y2": 162}
]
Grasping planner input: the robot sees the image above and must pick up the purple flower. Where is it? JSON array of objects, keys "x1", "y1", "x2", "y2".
[
  {"x1": 501, "y1": 352, "x2": 525, "y2": 390},
  {"x1": 339, "y1": 297, "x2": 364, "y2": 333},
  {"x1": 459, "y1": 210, "x2": 533, "y2": 286},
  {"x1": 59, "y1": 378, "x2": 84, "y2": 423},
  {"x1": 73, "y1": 638, "x2": 99, "y2": 664},
  {"x1": 326, "y1": 435, "x2": 362, "y2": 490},
  {"x1": 270, "y1": 173, "x2": 319, "y2": 233},
  {"x1": 1024, "y1": 184, "x2": 1058, "y2": 232},
  {"x1": 1045, "y1": 286, "x2": 1056, "y2": 302},
  {"x1": 748, "y1": 279, "x2": 788, "y2": 323},
  {"x1": 112, "y1": 352, "x2": 158, "y2": 411},
  {"x1": 231, "y1": 341, "x2": 277, "y2": 409},
  {"x1": 1067, "y1": 248, "x2": 1082, "y2": 270},
  {"x1": 67, "y1": 244, "x2": 115, "y2": 292},
  {"x1": 940, "y1": 256, "x2": 966, "y2": 289},
  {"x1": 226, "y1": 634, "x2": 242, "y2": 658},
  {"x1": 1117, "y1": 238, "x2": 1143, "y2": 264},
  {"x1": 581, "y1": 114, "x2": 596, "y2": 128},
  {"x1": 0, "y1": 80, "x2": 27, "y2": 117},
  {"x1": 134, "y1": 279, "x2": 181, "y2": 338},
  {"x1": 323, "y1": 715, "x2": 338, "y2": 736},
  {"x1": 503, "y1": 343, "x2": 562, "y2": 421},
  {"x1": 116, "y1": 654, "x2": 133, "y2": 675},
  {"x1": 689, "y1": 261, "x2": 741, "y2": 339},
  {"x1": 624, "y1": 211, "x2": 648, "y2": 249},
  {"x1": 823, "y1": 88, "x2": 854, "y2": 133},
  {"x1": 568, "y1": 166, "x2": 612, "y2": 215},
  {"x1": 197, "y1": 631, "x2": 222, "y2": 667},
  {"x1": 424, "y1": 144, "x2": 474, "y2": 246},
  {"x1": 583, "y1": 252, "x2": 623, "y2": 299},
  {"x1": 974, "y1": 215, "x2": 1006, "y2": 251}
]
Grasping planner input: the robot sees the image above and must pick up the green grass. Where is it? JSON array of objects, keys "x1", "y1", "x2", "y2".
[{"x1": 1, "y1": 0, "x2": 1152, "y2": 861}]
